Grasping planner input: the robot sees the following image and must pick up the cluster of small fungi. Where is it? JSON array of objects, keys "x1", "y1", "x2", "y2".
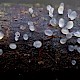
[{"x1": 0, "y1": 3, "x2": 79, "y2": 66}]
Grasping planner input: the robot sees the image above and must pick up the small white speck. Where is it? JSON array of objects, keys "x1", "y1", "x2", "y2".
[
  {"x1": 47, "y1": 5, "x2": 54, "y2": 18},
  {"x1": 77, "y1": 38, "x2": 80, "y2": 44},
  {"x1": 20, "y1": 25, "x2": 26, "y2": 30},
  {"x1": 73, "y1": 31, "x2": 80, "y2": 37},
  {"x1": 0, "y1": 49, "x2": 3, "y2": 55},
  {"x1": 47, "y1": 5, "x2": 52, "y2": 11},
  {"x1": 66, "y1": 33, "x2": 73, "y2": 39},
  {"x1": 61, "y1": 28, "x2": 69, "y2": 34},
  {"x1": 23, "y1": 34, "x2": 28, "y2": 40},
  {"x1": 68, "y1": 11, "x2": 77, "y2": 20},
  {"x1": 29, "y1": 25, "x2": 35, "y2": 31},
  {"x1": 60, "y1": 38, "x2": 67, "y2": 44},
  {"x1": 9, "y1": 43, "x2": 17, "y2": 49},
  {"x1": 28, "y1": 21, "x2": 33, "y2": 26},
  {"x1": 15, "y1": 31, "x2": 20, "y2": 37},
  {"x1": 0, "y1": 31, "x2": 4, "y2": 40},
  {"x1": 68, "y1": 45, "x2": 74, "y2": 52},
  {"x1": 58, "y1": 3, "x2": 64, "y2": 14},
  {"x1": 29, "y1": 7, "x2": 33, "y2": 14},
  {"x1": 15, "y1": 36, "x2": 19, "y2": 41},
  {"x1": 66, "y1": 21, "x2": 74, "y2": 29},
  {"x1": 49, "y1": 7, "x2": 54, "y2": 14},
  {"x1": 68, "y1": 9, "x2": 72, "y2": 18},
  {"x1": 44, "y1": 29, "x2": 53, "y2": 36},
  {"x1": 77, "y1": 47, "x2": 80, "y2": 53},
  {"x1": 49, "y1": 18, "x2": 57, "y2": 26},
  {"x1": 49, "y1": 11, "x2": 53, "y2": 18},
  {"x1": 33, "y1": 41, "x2": 42, "y2": 48},
  {"x1": 71, "y1": 60, "x2": 76, "y2": 65},
  {"x1": 59, "y1": 18, "x2": 65, "y2": 28}
]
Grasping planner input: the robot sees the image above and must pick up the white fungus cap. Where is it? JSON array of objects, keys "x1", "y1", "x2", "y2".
[
  {"x1": 68, "y1": 11, "x2": 77, "y2": 20},
  {"x1": 9, "y1": 43, "x2": 17, "y2": 49},
  {"x1": 50, "y1": 7, "x2": 54, "y2": 14},
  {"x1": 0, "y1": 49, "x2": 3, "y2": 55},
  {"x1": 68, "y1": 45, "x2": 74, "y2": 52},
  {"x1": 33, "y1": 41, "x2": 42, "y2": 48},
  {"x1": 58, "y1": 3, "x2": 64, "y2": 14},
  {"x1": 73, "y1": 31, "x2": 80, "y2": 37},
  {"x1": 15, "y1": 31, "x2": 20, "y2": 37},
  {"x1": 47, "y1": 5, "x2": 52, "y2": 11},
  {"x1": 66, "y1": 33, "x2": 73, "y2": 39},
  {"x1": 44, "y1": 29, "x2": 53, "y2": 36},
  {"x1": 71, "y1": 60, "x2": 76, "y2": 65},
  {"x1": 60, "y1": 38, "x2": 67, "y2": 44},
  {"x1": 29, "y1": 25, "x2": 35, "y2": 31},
  {"x1": 59, "y1": 18, "x2": 65, "y2": 28},
  {"x1": 49, "y1": 11, "x2": 53, "y2": 18},
  {"x1": 15, "y1": 36, "x2": 19, "y2": 41},
  {"x1": 49, "y1": 18, "x2": 57, "y2": 26},
  {"x1": 61, "y1": 28, "x2": 69, "y2": 34},
  {"x1": 47, "y1": 5, "x2": 54, "y2": 12},
  {"x1": 29, "y1": 7, "x2": 33, "y2": 14},
  {"x1": 0, "y1": 31, "x2": 4, "y2": 40},
  {"x1": 77, "y1": 38, "x2": 80, "y2": 44},
  {"x1": 77, "y1": 47, "x2": 80, "y2": 53},
  {"x1": 68, "y1": 9, "x2": 72, "y2": 18},
  {"x1": 47, "y1": 5, "x2": 54, "y2": 18},
  {"x1": 66, "y1": 21, "x2": 74, "y2": 29},
  {"x1": 23, "y1": 34, "x2": 28, "y2": 40}
]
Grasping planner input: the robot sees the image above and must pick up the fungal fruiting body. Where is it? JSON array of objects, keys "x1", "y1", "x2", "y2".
[
  {"x1": 0, "y1": 31, "x2": 4, "y2": 40},
  {"x1": 58, "y1": 3, "x2": 64, "y2": 14},
  {"x1": 23, "y1": 34, "x2": 28, "y2": 40},
  {"x1": 9, "y1": 43, "x2": 17, "y2": 49},
  {"x1": 59, "y1": 18, "x2": 65, "y2": 28},
  {"x1": 0, "y1": 49, "x2": 3, "y2": 55},
  {"x1": 33, "y1": 41, "x2": 42, "y2": 48}
]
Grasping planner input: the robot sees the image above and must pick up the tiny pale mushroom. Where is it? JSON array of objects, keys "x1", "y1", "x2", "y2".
[
  {"x1": 59, "y1": 18, "x2": 65, "y2": 28},
  {"x1": 60, "y1": 38, "x2": 67, "y2": 44},
  {"x1": 23, "y1": 34, "x2": 28, "y2": 40},
  {"x1": 71, "y1": 60, "x2": 76, "y2": 65},
  {"x1": 44, "y1": 29, "x2": 53, "y2": 36},
  {"x1": 9, "y1": 43, "x2": 17, "y2": 49},
  {"x1": 29, "y1": 7, "x2": 33, "y2": 14},
  {"x1": 49, "y1": 18, "x2": 57, "y2": 26},
  {"x1": 33, "y1": 41, "x2": 42, "y2": 48},
  {"x1": 77, "y1": 47, "x2": 80, "y2": 53},
  {"x1": 0, "y1": 49, "x2": 3, "y2": 55},
  {"x1": 58, "y1": 3, "x2": 64, "y2": 14},
  {"x1": 66, "y1": 21, "x2": 74, "y2": 29},
  {"x1": 68, "y1": 45, "x2": 74, "y2": 52},
  {"x1": 0, "y1": 31, "x2": 4, "y2": 40},
  {"x1": 68, "y1": 11, "x2": 77, "y2": 20},
  {"x1": 61, "y1": 28, "x2": 69, "y2": 34},
  {"x1": 73, "y1": 31, "x2": 80, "y2": 37}
]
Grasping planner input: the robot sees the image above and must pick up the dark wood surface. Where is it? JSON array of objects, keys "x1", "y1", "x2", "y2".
[{"x1": 0, "y1": 4, "x2": 80, "y2": 79}]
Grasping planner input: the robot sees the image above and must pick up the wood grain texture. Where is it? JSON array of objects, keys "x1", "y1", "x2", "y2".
[{"x1": 0, "y1": 3, "x2": 80, "y2": 73}]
